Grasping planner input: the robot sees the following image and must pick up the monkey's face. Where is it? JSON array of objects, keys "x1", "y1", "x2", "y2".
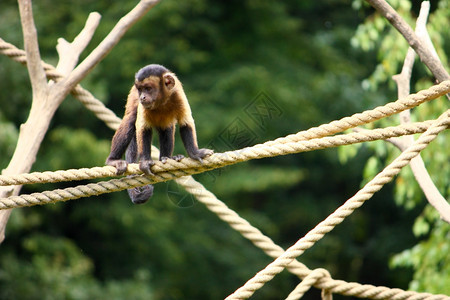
[{"x1": 135, "y1": 78, "x2": 163, "y2": 110}]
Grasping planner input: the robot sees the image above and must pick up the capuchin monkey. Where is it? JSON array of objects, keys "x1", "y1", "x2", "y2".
[{"x1": 106, "y1": 64, "x2": 214, "y2": 204}]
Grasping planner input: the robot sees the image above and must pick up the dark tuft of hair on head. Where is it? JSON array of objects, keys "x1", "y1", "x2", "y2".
[{"x1": 135, "y1": 64, "x2": 169, "y2": 82}]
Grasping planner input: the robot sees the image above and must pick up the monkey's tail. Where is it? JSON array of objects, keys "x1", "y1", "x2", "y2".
[
  {"x1": 125, "y1": 136, "x2": 154, "y2": 204},
  {"x1": 127, "y1": 185, "x2": 154, "y2": 204}
]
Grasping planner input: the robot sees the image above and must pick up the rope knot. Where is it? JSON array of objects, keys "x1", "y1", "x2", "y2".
[{"x1": 286, "y1": 268, "x2": 332, "y2": 300}]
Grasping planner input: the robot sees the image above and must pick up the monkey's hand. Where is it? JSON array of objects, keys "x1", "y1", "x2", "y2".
[
  {"x1": 160, "y1": 155, "x2": 185, "y2": 164},
  {"x1": 106, "y1": 159, "x2": 128, "y2": 175},
  {"x1": 189, "y1": 148, "x2": 214, "y2": 163},
  {"x1": 139, "y1": 159, "x2": 155, "y2": 175}
]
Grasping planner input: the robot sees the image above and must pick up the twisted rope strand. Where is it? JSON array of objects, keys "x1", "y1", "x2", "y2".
[
  {"x1": 2, "y1": 37, "x2": 449, "y2": 191},
  {"x1": 0, "y1": 120, "x2": 439, "y2": 187},
  {"x1": 179, "y1": 178, "x2": 450, "y2": 300},
  {"x1": 3, "y1": 37, "x2": 449, "y2": 136},
  {"x1": 1, "y1": 117, "x2": 447, "y2": 209},
  {"x1": 285, "y1": 269, "x2": 331, "y2": 300},
  {"x1": 2, "y1": 38, "x2": 449, "y2": 300},
  {"x1": 225, "y1": 110, "x2": 449, "y2": 300},
  {"x1": 0, "y1": 38, "x2": 122, "y2": 129},
  {"x1": 263, "y1": 80, "x2": 450, "y2": 145}
]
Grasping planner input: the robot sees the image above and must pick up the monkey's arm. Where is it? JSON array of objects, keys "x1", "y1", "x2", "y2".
[
  {"x1": 106, "y1": 113, "x2": 136, "y2": 174},
  {"x1": 180, "y1": 124, "x2": 213, "y2": 162},
  {"x1": 158, "y1": 126, "x2": 184, "y2": 163}
]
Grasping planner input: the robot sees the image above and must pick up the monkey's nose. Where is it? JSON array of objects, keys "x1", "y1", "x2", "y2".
[{"x1": 140, "y1": 98, "x2": 154, "y2": 109}]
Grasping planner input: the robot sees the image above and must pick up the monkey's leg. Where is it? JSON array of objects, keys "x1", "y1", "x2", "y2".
[
  {"x1": 158, "y1": 126, "x2": 184, "y2": 163},
  {"x1": 125, "y1": 136, "x2": 154, "y2": 204},
  {"x1": 180, "y1": 124, "x2": 214, "y2": 162},
  {"x1": 128, "y1": 134, "x2": 155, "y2": 204},
  {"x1": 125, "y1": 135, "x2": 138, "y2": 163},
  {"x1": 137, "y1": 127, "x2": 154, "y2": 174},
  {"x1": 106, "y1": 117, "x2": 136, "y2": 174}
]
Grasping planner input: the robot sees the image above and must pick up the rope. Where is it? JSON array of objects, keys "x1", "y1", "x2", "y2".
[
  {"x1": 285, "y1": 269, "x2": 332, "y2": 300},
  {"x1": 1, "y1": 117, "x2": 448, "y2": 209},
  {"x1": 225, "y1": 109, "x2": 449, "y2": 299},
  {"x1": 263, "y1": 81, "x2": 450, "y2": 145},
  {"x1": 1, "y1": 38, "x2": 449, "y2": 299},
  {"x1": 177, "y1": 176, "x2": 450, "y2": 300},
  {"x1": 0, "y1": 120, "x2": 436, "y2": 187},
  {"x1": 0, "y1": 38, "x2": 122, "y2": 129},
  {"x1": 34, "y1": 37, "x2": 450, "y2": 141}
]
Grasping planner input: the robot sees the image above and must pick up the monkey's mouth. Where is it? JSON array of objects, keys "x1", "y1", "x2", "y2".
[{"x1": 140, "y1": 100, "x2": 156, "y2": 109}]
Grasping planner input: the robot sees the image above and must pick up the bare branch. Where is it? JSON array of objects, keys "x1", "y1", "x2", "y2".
[
  {"x1": 56, "y1": 12, "x2": 102, "y2": 76},
  {"x1": 392, "y1": 47, "x2": 415, "y2": 101},
  {"x1": 0, "y1": 1, "x2": 161, "y2": 243},
  {"x1": 385, "y1": 136, "x2": 407, "y2": 151},
  {"x1": 17, "y1": 0, "x2": 48, "y2": 98},
  {"x1": 0, "y1": 187, "x2": 13, "y2": 242},
  {"x1": 3, "y1": 0, "x2": 54, "y2": 242},
  {"x1": 415, "y1": 2, "x2": 439, "y2": 62},
  {"x1": 63, "y1": 0, "x2": 161, "y2": 91},
  {"x1": 391, "y1": 1, "x2": 450, "y2": 224},
  {"x1": 365, "y1": 0, "x2": 450, "y2": 82},
  {"x1": 410, "y1": 156, "x2": 450, "y2": 223}
]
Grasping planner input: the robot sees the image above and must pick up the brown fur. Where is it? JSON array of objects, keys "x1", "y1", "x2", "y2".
[
  {"x1": 128, "y1": 74, "x2": 193, "y2": 130},
  {"x1": 142, "y1": 92, "x2": 189, "y2": 128},
  {"x1": 106, "y1": 64, "x2": 213, "y2": 204},
  {"x1": 106, "y1": 65, "x2": 212, "y2": 177}
]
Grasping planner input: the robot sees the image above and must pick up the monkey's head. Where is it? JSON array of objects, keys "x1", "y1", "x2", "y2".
[{"x1": 135, "y1": 64, "x2": 176, "y2": 110}]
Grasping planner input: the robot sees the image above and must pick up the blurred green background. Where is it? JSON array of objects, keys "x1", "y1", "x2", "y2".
[{"x1": 0, "y1": 0, "x2": 448, "y2": 299}]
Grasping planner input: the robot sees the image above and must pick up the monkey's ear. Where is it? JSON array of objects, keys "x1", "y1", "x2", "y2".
[{"x1": 163, "y1": 74, "x2": 176, "y2": 90}]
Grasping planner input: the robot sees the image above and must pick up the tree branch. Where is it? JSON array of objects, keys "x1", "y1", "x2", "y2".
[
  {"x1": 391, "y1": 1, "x2": 450, "y2": 224},
  {"x1": 0, "y1": 0, "x2": 161, "y2": 243},
  {"x1": 365, "y1": 0, "x2": 450, "y2": 82},
  {"x1": 1, "y1": 0, "x2": 52, "y2": 242},
  {"x1": 56, "y1": 12, "x2": 102, "y2": 76},
  {"x1": 17, "y1": 0, "x2": 48, "y2": 98},
  {"x1": 62, "y1": 0, "x2": 160, "y2": 92}
]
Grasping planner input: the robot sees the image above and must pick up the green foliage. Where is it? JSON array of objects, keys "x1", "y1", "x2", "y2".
[
  {"x1": 204, "y1": 164, "x2": 306, "y2": 197},
  {"x1": 34, "y1": 127, "x2": 110, "y2": 171},
  {"x1": 391, "y1": 207, "x2": 450, "y2": 295},
  {"x1": 0, "y1": 118, "x2": 18, "y2": 170},
  {"x1": 347, "y1": 0, "x2": 450, "y2": 294},
  {"x1": 0, "y1": 233, "x2": 154, "y2": 299},
  {"x1": 1, "y1": 0, "x2": 445, "y2": 298}
]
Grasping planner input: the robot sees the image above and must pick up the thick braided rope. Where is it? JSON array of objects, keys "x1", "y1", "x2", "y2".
[
  {"x1": 263, "y1": 81, "x2": 450, "y2": 145},
  {"x1": 286, "y1": 270, "x2": 450, "y2": 300},
  {"x1": 225, "y1": 110, "x2": 449, "y2": 300},
  {"x1": 2, "y1": 38, "x2": 309, "y2": 296},
  {"x1": 70, "y1": 86, "x2": 122, "y2": 128},
  {"x1": 1, "y1": 36, "x2": 449, "y2": 149},
  {"x1": 178, "y1": 178, "x2": 450, "y2": 300},
  {"x1": 0, "y1": 120, "x2": 439, "y2": 187},
  {"x1": 179, "y1": 176, "x2": 313, "y2": 276},
  {"x1": 0, "y1": 77, "x2": 448, "y2": 187},
  {"x1": 314, "y1": 280, "x2": 448, "y2": 300},
  {"x1": 1, "y1": 117, "x2": 448, "y2": 209},
  {"x1": 2, "y1": 38, "x2": 449, "y2": 299},
  {"x1": 2, "y1": 36, "x2": 449, "y2": 187},
  {"x1": 0, "y1": 38, "x2": 122, "y2": 129},
  {"x1": 285, "y1": 268, "x2": 332, "y2": 300}
]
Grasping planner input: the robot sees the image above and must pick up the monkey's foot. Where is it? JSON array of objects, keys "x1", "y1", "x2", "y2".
[
  {"x1": 189, "y1": 148, "x2": 214, "y2": 163},
  {"x1": 139, "y1": 159, "x2": 155, "y2": 175},
  {"x1": 106, "y1": 159, "x2": 128, "y2": 175},
  {"x1": 160, "y1": 155, "x2": 185, "y2": 163}
]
